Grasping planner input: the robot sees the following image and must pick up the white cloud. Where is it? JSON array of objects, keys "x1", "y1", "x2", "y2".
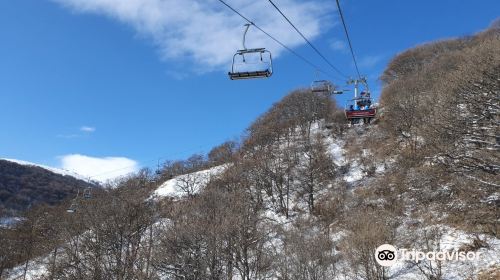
[
  {"x1": 80, "y1": 126, "x2": 96, "y2": 132},
  {"x1": 358, "y1": 54, "x2": 385, "y2": 69},
  {"x1": 59, "y1": 154, "x2": 139, "y2": 183},
  {"x1": 52, "y1": 0, "x2": 335, "y2": 72},
  {"x1": 330, "y1": 39, "x2": 346, "y2": 52}
]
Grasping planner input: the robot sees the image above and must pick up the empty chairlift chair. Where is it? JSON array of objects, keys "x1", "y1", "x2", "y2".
[
  {"x1": 228, "y1": 24, "x2": 273, "y2": 80},
  {"x1": 66, "y1": 189, "x2": 80, "y2": 213},
  {"x1": 66, "y1": 202, "x2": 77, "y2": 213},
  {"x1": 83, "y1": 188, "x2": 91, "y2": 199},
  {"x1": 311, "y1": 80, "x2": 338, "y2": 94},
  {"x1": 229, "y1": 48, "x2": 273, "y2": 80}
]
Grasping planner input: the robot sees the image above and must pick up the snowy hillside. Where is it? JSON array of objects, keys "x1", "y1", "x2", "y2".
[
  {"x1": 0, "y1": 159, "x2": 98, "y2": 216},
  {"x1": 153, "y1": 164, "x2": 228, "y2": 198},
  {"x1": 383, "y1": 226, "x2": 500, "y2": 279},
  {"x1": 1, "y1": 158, "x2": 91, "y2": 183},
  {"x1": 7, "y1": 124, "x2": 500, "y2": 280},
  {"x1": 147, "y1": 122, "x2": 499, "y2": 279}
]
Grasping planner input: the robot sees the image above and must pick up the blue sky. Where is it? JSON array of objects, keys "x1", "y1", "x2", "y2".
[{"x1": 1, "y1": 0, "x2": 498, "y2": 180}]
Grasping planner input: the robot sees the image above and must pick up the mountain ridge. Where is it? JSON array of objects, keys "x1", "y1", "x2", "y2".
[
  {"x1": 0, "y1": 159, "x2": 98, "y2": 216},
  {"x1": 1, "y1": 158, "x2": 91, "y2": 182}
]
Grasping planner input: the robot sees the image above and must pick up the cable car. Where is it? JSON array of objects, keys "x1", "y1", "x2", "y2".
[{"x1": 228, "y1": 24, "x2": 273, "y2": 80}]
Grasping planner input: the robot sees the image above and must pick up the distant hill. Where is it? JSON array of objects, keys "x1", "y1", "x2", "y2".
[{"x1": 0, "y1": 159, "x2": 97, "y2": 215}]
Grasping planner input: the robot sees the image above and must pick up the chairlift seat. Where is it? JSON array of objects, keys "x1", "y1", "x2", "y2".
[
  {"x1": 66, "y1": 204, "x2": 77, "y2": 213},
  {"x1": 345, "y1": 98, "x2": 376, "y2": 119},
  {"x1": 229, "y1": 69, "x2": 272, "y2": 80},
  {"x1": 345, "y1": 108, "x2": 377, "y2": 119},
  {"x1": 236, "y1": 48, "x2": 266, "y2": 55}
]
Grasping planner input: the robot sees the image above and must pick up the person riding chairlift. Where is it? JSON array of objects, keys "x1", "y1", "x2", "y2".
[{"x1": 358, "y1": 92, "x2": 372, "y2": 108}]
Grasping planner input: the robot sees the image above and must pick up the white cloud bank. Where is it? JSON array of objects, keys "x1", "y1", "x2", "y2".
[
  {"x1": 52, "y1": 0, "x2": 335, "y2": 71},
  {"x1": 60, "y1": 154, "x2": 139, "y2": 183}
]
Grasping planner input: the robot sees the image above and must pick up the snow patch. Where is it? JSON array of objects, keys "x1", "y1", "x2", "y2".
[
  {"x1": 5, "y1": 255, "x2": 49, "y2": 280},
  {"x1": 152, "y1": 165, "x2": 228, "y2": 198},
  {"x1": 344, "y1": 161, "x2": 365, "y2": 183},
  {"x1": 326, "y1": 138, "x2": 346, "y2": 166}
]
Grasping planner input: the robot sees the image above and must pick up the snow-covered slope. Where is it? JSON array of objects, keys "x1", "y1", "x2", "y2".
[
  {"x1": 387, "y1": 227, "x2": 500, "y2": 279},
  {"x1": 5, "y1": 124, "x2": 500, "y2": 280},
  {"x1": 1, "y1": 158, "x2": 91, "y2": 183},
  {"x1": 153, "y1": 164, "x2": 228, "y2": 198}
]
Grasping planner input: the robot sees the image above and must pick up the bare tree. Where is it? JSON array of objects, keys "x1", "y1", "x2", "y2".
[{"x1": 297, "y1": 134, "x2": 336, "y2": 213}]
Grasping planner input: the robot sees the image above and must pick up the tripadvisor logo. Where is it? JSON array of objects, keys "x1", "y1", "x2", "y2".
[
  {"x1": 375, "y1": 244, "x2": 398, "y2": 267},
  {"x1": 375, "y1": 244, "x2": 482, "y2": 267}
]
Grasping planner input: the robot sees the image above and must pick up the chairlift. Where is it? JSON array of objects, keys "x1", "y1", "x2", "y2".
[
  {"x1": 83, "y1": 188, "x2": 91, "y2": 199},
  {"x1": 344, "y1": 77, "x2": 376, "y2": 124},
  {"x1": 155, "y1": 159, "x2": 162, "y2": 175},
  {"x1": 66, "y1": 189, "x2": 80, "y2": 213},
  {"x1": 66, "y1": 202, "x2": 77, "y2": 213},
  {"x1": 311, "y1": 80, "x2": 338, "y2": 95},
  {"x1": 345, "y1": 97, "x2": 376, "y2": 123},
  {"x1": 310, "y1": 70, "x2": 342, "y2": 95},
  {"x1": 228, "y1": 24, "x2": 273, "y2": 80}
]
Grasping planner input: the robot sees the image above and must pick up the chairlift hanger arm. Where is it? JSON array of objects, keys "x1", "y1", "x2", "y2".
[{"x1": 242, "y1": 23, "x2": 251, "y2": 50}]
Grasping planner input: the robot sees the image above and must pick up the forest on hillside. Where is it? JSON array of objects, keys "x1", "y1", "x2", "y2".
[
  {"x1": 0, "y1": 23, "x2": 498, "y2": 280},
  {"x1": 0, "y1": 160, "x2": 96, "y2": 215}
]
